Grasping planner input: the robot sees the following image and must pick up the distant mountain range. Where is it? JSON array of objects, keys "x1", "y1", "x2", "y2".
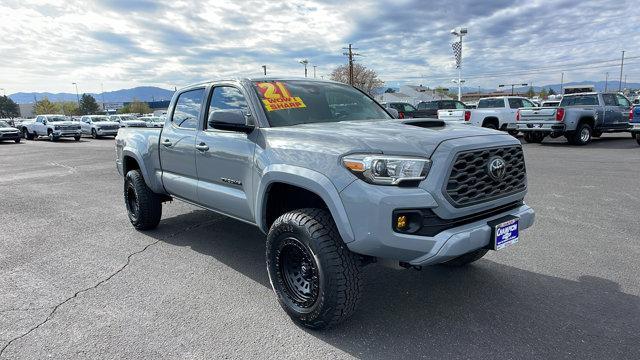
[{"x1": 9, "y1": 86, "x2": 175, "y2": 104}]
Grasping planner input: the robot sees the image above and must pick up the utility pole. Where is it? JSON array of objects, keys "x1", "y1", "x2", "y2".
[
  {"x1": 624, "y1": 74, "x2": 627, "y2": 91},
  {"x1": 619, "y1": 50, "x2": 625, "y2": 92},
  {"x1": 560, "y1": 72, "x2": 564, "y2": 94},
  {"x1": 605, "y1": 72, "x2": 609, "y2": 92},
  {"x1": 342, "y1": 44, "x2": 361, "y2": 86},
  {"x1": 313, "y1": 65, "x2": 317, "y2": 79},
  {"x1": 101, "y1": 83, "x2": 106, "y2": 112},
  {"x1": 262, "y1": 65, "x2": 267, "y2": 76}
]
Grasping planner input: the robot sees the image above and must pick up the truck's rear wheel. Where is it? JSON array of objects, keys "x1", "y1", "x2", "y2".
[
  {"x1": 441, "y1": 248, "x2": 489, "y2": 267},
  {"x1": 266, "y1": 208, "x2": 362, "y2": 329},
  {"x1": 124, "y1": 170, "x2": 162, "y2": 230},
  {"x1": 571, "y1": 123, "x2": 592, "y2": 145}
]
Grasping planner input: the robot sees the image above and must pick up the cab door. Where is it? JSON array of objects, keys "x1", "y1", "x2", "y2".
[
  {"x1": 195, "y1": 85, "x2": 256, "y2": 222},
  {"x1": 601, "y1": 94, "x2": 620, "y2": 129},
  {"x1": 615, "y1": 94, "x2": 632, "y2": 128},
  {"x1": 33, "y1": 116, "x2": 44, "y2": 135},
  {"x1": 158, "y1": 88, "x2": 205, "y2": 202},
  {"x1": 80, "y1": 116, "x2": 91, "y2": 134}
]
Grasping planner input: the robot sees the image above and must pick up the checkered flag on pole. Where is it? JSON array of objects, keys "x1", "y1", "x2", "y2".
[{"x1": 452, "y1": 41, "x2": 462, "y2": 68}]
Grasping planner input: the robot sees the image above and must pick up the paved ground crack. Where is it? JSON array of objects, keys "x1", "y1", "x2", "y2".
[{"x1": 0, "y1": 218, "x2": 223, "y2": 358}]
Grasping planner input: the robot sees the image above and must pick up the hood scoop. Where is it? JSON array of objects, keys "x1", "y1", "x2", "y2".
[{"x1": 402, "y1": 119, "x2": 446, "y2": 128}]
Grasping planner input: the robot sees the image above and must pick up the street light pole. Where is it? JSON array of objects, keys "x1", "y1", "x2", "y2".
[
  {"x1": 451, "y1": 27, "x2": 467, "y2": 101},
  {"x1": 262, "y1": 65, "x2": 267, "y2": 76},
  {"x1": 72, "y1": 82, "x2": 80, "y2": 107},
  {"x1": 299, "y1": 59, "x2": 309, "y2": 78},
  {"x1": 618, "y1": 50, "x2": 625, "y2": 92},
  {"x1": 605, "y1": 72, "x2": 609, "y2": 92},
  {"x1": 313, "y1": 65, "x2": 317, "y2": 79}
]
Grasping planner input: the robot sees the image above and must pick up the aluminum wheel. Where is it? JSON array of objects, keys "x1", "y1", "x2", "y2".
[{"x1": 580, "y1": 127, "x2": 591, "y2": 143}]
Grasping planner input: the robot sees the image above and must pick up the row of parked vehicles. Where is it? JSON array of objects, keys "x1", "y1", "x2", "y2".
[
  {"x1": 0, "y1": 114, "x2": 165, "y2": 142},
  {"x1": 383, "y1": 91, "x2": 640, "y2": 146}
]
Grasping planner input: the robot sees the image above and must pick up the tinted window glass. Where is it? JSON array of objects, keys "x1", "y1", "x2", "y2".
[
  {"x1": 253, "y1": 80, "x2": 390, "y2": 127},
  {"x1": 478, "y1": 98, "x2": 505, "y2": 108},
  {"x1": 521, "y1": 99, "x2": 536, "y2": 108},
  {"x1": 508, "y1": 98, "x2": 523, "y2": 109},
  {"x1": 207, "y1": 87, "x2": 249, "y2": 129},
  {"x1": 418, "y1": 101, "x2": 438, "y2": 109},
  {"x1": 615, "y1": 94, "x2": 630, "y2": 107},
  {"x1": 454, "y1": 101, "x2": 466, "y2": 109},
  {"x1": 172, "y1": 88, "x2": 204, "y2": 129},
  {"x1": 402, "y1": 103, "x2": 416, "y2": 112},
  {"x1": 602, "y1": 94, "x2": 617, "y2": 106},
  {"x1": 560, "y1": 95, "x2": 598, "y2": 106}
]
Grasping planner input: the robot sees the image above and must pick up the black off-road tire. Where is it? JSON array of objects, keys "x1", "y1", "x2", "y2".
[
  {"x1": 23, "y1": 128, "x2": 34, "y2": 140},
  {"x1": 124, "y1": 170, "x2": 162, "y2": 230},
  {"x1": 266, "y1": 208, "x2": 362, "y2": 330},
  {"x1": 74, "y1": 135, "x2": 81, "y2": 141},
  {"x1": 441, "y1": 248, "x2": 489, "y2": 267},
  {"x1": 571, "y1": 122, "x2": 592, "y2": 145}
]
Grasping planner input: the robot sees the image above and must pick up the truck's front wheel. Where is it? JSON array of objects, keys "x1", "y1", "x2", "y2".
[
  {"x1": 124, "y1": 170, "x2": 162, "y2": 230},
  {"x1": 266, "y1": 208, "x2": 362, "y2": 329}
]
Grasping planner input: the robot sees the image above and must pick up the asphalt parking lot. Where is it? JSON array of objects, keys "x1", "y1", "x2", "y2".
[{"x1": 1, "y1": 134, "x2": 639, "y2": 359}]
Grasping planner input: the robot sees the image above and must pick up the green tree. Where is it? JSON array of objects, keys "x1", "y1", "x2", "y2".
[
  {"x1": 118, "y1": 99, "x2": 152, "y2": 115},
  {"x1": 34, "y1": 97, "x2": 61, "y2": 115},
  {"x1": 79, "y1": 93, "x2": 100, "y2": 115},
  {"x1": 547, "y1": 88, "x2": 557, "y2": 95},
  {"x1": 60, "y1": 101, "x2": 79, "y2": 116},
  {"x1": 434, "y1": 86, "x2": 450, "y2": 100},
  {"x1": 0, "y1": 95, "x2": 20, "y2": 118},
  {"x1": 539, "y1": 88, "x2": 548, "y2": 99}
]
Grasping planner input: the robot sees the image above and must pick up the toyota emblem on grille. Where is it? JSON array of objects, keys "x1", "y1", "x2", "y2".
[{"x1": 487, "y1": 156, "x2": 507, "y2": 181}]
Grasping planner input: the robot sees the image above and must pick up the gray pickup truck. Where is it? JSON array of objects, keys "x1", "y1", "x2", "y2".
[
  {"x1": 115, "y1": 78, "x2": 535, "y2": 329},
  {"x1": 516, "y1": 92, "x2": 632, "y2": 145}
]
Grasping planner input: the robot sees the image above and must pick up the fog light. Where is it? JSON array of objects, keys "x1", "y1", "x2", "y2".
[{"x1": 396, "y1": 215, "x2": 407, "y2": 230}]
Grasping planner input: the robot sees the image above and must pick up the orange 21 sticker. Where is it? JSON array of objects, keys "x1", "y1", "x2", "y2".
[{"x1": 256, "y1": 82, "x2": 306, "y2": 112}]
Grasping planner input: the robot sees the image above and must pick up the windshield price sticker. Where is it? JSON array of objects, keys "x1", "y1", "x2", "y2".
[{"x1": 256, "y1": 82, "x2": 306, "y2": 112}]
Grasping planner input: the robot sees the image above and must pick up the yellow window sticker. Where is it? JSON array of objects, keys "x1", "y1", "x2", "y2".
[{"x1": 256, "y1": 82, "x2": 307, "y2": 112}]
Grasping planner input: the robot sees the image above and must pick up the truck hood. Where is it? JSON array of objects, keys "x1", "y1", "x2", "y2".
[
  {"x1": 50, "y1": 121, "x2": 79, "y2": 126},
  {"x1": 264, "y1": 119, "x2": 501, "y2": 157},
  {"x1": 94, "y1": 121, "x2": 120, "y2": 127},
  {"x1": 0, "y1": 126, "x2": 19, "y2": 132},
  {"x1": 121, "y1": 120, "x2": 148, "y2": 126}
]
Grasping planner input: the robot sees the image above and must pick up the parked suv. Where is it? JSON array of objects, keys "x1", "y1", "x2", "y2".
[
  {"x1": 116, "y1": 78, "x2": 535, "y2": 329},
  {"x1": 417, "y1": 99, "x2": 466, "y2": 118},
  {"x1": 80, "y1": 115, "x2": 120, "y2": 138},
  {"x1": 0, "y1": 120, "x2": 21, "y2": 143},
  {"x1": 110, "y1": 114, "x2": 148, "y2": 128},
  {"x1": 23, "y1": 114, "x2": 81, "y2": 141},
  {"x1": 516, "y1": 92, "x2": 632, "y2": 145}
]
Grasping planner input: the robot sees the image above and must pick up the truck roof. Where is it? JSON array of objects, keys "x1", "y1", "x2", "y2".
[{"x1": 179, "y1": 77, "x2": 340, "y2": 91}]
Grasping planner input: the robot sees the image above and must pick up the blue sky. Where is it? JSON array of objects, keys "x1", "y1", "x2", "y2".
[{"x1": 1, "y1": 0, "x2": 639, "y2": 93}]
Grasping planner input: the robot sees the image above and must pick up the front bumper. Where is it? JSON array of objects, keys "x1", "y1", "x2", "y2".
[
  {"x1": 96, "y1": 129, "x2": 119, "y2": 136},
  {"x1": 53, "y1": 130, "x2": 82, "y2": 137},
  {"x1": 514, "y1": 122, "x2": 565, "y2": 135},
  {"x1": 340, "y1": 180, "x2": 535, "y2": 266},
  {"x1": 0, "y1": 132, "x2": 21, "y2": 140}
]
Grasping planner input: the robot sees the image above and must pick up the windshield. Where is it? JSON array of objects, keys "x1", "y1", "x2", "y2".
[
  {"x1": 560, "y1": 95, "x2": 598, "y2": 106},
  {"x1": 120, "y1": 116, "x2": 136, "y2": 121},
  {"x1": 91, "y1": 116, "x2": 109, "y2": 122},
  {"x1": 0, "y1": 121, "x2": 10, "y2": 127},
  {"x1": 252, "y1": 80, "x2": 391, "y2": 127},
  {"x1": 48, "y1": 116, "x2": 67, "y2": 122},
  {"x1": 477, "y1": 98, "x2": 505, "y2": 108}
]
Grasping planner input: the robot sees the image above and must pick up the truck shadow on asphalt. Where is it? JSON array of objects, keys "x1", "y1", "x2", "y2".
[
  {"x1": 154, "y1": 210, "x2": 639, "y2": 359},
  {"x1": 523, "y1": 135, "x2": 638, "y2": 150}
]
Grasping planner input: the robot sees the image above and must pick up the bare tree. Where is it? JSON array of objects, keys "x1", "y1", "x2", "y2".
[{"x1": 330, "y1": 63, "x2": 384, "y2": 95}]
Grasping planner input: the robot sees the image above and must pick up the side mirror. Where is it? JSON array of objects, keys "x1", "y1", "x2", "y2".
[
  {"x1": 208, "y1": 109, "x2": 254, "y2": 133},
  {"x1": 386, "y1": 108, "x2": 399, "y2": 119},
  {"x1": 42, "y1": 120, "x2": 47, "y2": 125}
]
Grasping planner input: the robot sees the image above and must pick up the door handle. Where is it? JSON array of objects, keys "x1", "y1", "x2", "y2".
[
  {"x1": 162, "y1": 139, "x2": 172, "y2": 147},
  {"x1": 195, "y1": 143, "x2": 209, "y2": 152}
]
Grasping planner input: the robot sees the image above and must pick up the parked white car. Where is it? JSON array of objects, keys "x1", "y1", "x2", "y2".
[
  {"x1": 79, "y1": 115, "x2": 120, "y2": 138},
  {"x1": 140, "y1": 116, "x2": 164, "y2": 128},
  {"x1": 109, "y1": 115, "x2": 147, "y2": 128}
]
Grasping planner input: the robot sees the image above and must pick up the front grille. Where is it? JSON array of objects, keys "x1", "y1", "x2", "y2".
[
  {"x1": 445, "y1": 145, "x2": 526, "y2": 207},
  {"x1": 100, "y1": 125, "x2": 118, "y2": 130}
]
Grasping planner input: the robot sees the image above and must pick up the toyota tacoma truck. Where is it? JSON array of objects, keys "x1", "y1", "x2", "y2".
[
  {"x1": 515, "y1": 92, "x2": 632, "y2": 145},
  {"x1": 115, "y1": 78, "x2": 535, "y2": 329},
  {"x1": 23, "y1": 114, "x2": 81, "y2": 141}
]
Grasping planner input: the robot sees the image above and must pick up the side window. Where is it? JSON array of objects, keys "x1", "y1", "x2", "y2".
[
  {"x1": 521, "y1": 99, "x2": 536, "y2": 108},
  {"x1": 602, "y1": 94, "x2": 617, "y2": 106},
  {"x1": 36, "y1": 116, "x2": 43, "y2": 123},
  {"x1": 454, "y1": 101, "x2": 465, "y2": 109},
  {"x1": 403, "y1": 104, "x2": 415, "y2": 112},
  {"x1": 206, "y1": 86, "x2": 248, "y2": 129},
  {"x1": 615, "y1": 94, "x2": 630, "y2": 107},
  {"x1": 441, "y1": 101, "x2": 455, "y2": 109},
  {"x1": 508, "y1": 98, "x2": 523, "y2": 109},
  {"x1": 172, "y1": 88, "x2": 205, "y2": 129}
]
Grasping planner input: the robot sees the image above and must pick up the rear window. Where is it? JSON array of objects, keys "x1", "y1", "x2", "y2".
[
  {"x1": 560, "y1": 95, "x2": 598, "y2": 106},
  {"x1": 477, "y1": 98, "x2": 505, "y2": 108},
  {"x1": 253, "y1": 80, "x2": 390, "y2": 127},
  {"x1": 417, "y1": 101, "x2": 438, "y2": 110}
]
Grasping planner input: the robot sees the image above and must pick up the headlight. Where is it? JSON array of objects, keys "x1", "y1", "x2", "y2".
[{"x1": 342, "y1": 154, "x2": 431, "y2": 185}]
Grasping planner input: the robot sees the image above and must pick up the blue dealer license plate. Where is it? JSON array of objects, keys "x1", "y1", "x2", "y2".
[{"x1": 489, "y1": 216, "x2": 519, "y2": 250}]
